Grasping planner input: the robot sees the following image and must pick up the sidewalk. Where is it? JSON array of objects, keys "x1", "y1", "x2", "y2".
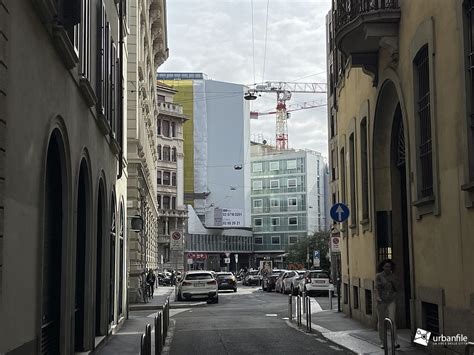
[
  {"x1": 93, "y1": 286, "x2": 174, "y2": 355},
  {"x1": 309, "y1": 299, "x2": 427, "y2": 355}
]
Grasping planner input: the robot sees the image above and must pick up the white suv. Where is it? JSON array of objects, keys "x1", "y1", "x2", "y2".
[{"x1": 177, "y1": 271, "x2": 219, "y2": 303}]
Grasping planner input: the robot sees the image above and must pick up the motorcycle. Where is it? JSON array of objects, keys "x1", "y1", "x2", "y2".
[{"x1": 157, "y1": 272, "x2": 172, "y2": 286}]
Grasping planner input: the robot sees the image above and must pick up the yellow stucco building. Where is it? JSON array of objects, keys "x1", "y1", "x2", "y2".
[{"x1": 327, "y1": 0, "x2": 474, "y2": 351}]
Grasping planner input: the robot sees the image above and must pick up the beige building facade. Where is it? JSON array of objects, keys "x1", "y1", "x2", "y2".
[
  {"x1": 156, "y1": 82, "x2": 188, "y2": 272},
  {"x1": 126, "y1": 0, "x2": 168, "y2": 303},
  {"x1": 0, "y1": 0, "x2": 128, "y2": 353},
  {"x1": 327, "y1": 0, "x2": 474, "y2": 351}
]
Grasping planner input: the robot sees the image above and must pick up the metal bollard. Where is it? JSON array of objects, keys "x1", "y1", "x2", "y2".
[
  {"x1": 155, "y1": 313, "x2": 162, "y2": 355},
  {"x1": 298, "y1": 295, "x2": 302, "y2": 326},
  {"x1": 329, "y1": 290, "x2": 333, "y2": 310},
  {"x1": 464, "y1": 342, "x2": 474, "y2": 355},
  {"x1": 288, "y1": 295, "x2": 293, "y2": 320},
  {"x1": 162, "y1": 303, "x2": 167, "y2": 341},
  {"x1": 146, "y1": 324, "x2": 152, "y2": 355},
  {"x1": 307, "y1": 296, "x2": 312, "y2": 332},
  {"x1": 383, "y1": 318, "x2": 395, "y2": 355},
  {"x1": 302, "y1": 292, "x2": 306, "y2": 313},
  {"x1": 140, "y1": 333, "x2": 146, "y2": 355}
]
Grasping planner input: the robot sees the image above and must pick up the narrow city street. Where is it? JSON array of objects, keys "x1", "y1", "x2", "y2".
[{"x1": 167, "y1": 285, "x2": 351, "y2": 355}]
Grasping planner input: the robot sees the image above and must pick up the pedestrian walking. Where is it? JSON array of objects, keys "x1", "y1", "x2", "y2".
[
  {"x1": 375, "y1": 259, "x2": 400, "y2": 349},
  {"x1": 146, "y1": 268, "x2": 156, "y2": 297}
]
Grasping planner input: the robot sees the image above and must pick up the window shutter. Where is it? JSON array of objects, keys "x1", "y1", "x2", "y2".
[{"x1": 96, "y1": 2, "x2": 106, "y2": 114}]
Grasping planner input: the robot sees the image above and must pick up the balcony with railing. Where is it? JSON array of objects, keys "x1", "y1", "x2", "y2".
[
  {"x1": 334, "y1": 0, "x2": 400, "y2": 84},
  {"x1": 158, "y1": 101, "x2": 187, "y2": 118}
]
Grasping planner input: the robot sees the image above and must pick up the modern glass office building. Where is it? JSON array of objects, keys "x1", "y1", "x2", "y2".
[{"x1": 250, "y1": 143, "x2": 329, "y2": 266}]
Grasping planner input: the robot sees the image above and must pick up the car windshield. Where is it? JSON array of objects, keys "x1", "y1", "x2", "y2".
[
  {"x1": 297, "y1": 271, "x2": 305, "y2": 274},
  {"x1": 217, "y1": 274, "x2": 233, "y2": 279},
  {"x1": 185, "y1": 273, "x2": 213, "y2": 280},
  {"x1": 249, "y1": 271, "x2": 258, "y2": 275},
  {"x1": 309, "y1": 272, "x2": 330, "y2": 279}
]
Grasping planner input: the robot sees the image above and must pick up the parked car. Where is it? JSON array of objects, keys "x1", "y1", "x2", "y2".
[
  {"x1": 216, "y1": 272, "x2": 237, "y2": 292},
  {"x1": 177, "y1": 271, "x2": 219, "y2": 303},
  {"x1": 275, "y1": 270, "x2": 290, "y2": 293},
  {"x1": 263, "y1": 269, "x2": 286, "y2": 292},
  {"x1": 281, "y1": 270, "x2": 306, "y2": 295},
  {"x1": 298, "y1": 270, "x2": 334, "y2": 296},
  {"x1": 243, "y1": 270, "x2": 260, "y2": 286}
]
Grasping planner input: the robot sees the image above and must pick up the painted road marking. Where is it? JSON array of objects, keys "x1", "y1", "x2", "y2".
[
  {"x1": 316, "y1": 338, "x2": 327, "y2": 343},
  {"x1": 265, "y1": 314, "x2": 278, "y2": 317},
  {"x1": 329, "y1": 345, "x2": 343, "y2": 351}
]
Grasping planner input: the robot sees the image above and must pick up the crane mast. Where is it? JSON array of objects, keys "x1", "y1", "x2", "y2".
[{"x1": 249, "y1": 81, "x2": 327, "y2": 150}]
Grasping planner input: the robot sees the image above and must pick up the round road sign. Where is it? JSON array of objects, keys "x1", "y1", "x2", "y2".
[{"x1": 172, "y1": 231, "x2": 181, "y2": 240}]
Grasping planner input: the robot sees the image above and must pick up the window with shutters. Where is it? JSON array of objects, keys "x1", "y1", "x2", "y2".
[
  {"x1": 157, "y1": 171, "x2": 162, "y2": 185},
  {"x1": 171, "y1": 197, "x2": 176, "y2": 210},
  {"x1": 163, "y1": 171, "x2": 170, "y2": 186},
  {"x1": 162, "y1": 120, "x2": 170, "y2": 137},
  {"x1": 172, "y1": 172, "x2": 177, "y2": 186},
  {"x1": 463, "y1": 1, "x2": 474, "y2": 195},
  {"x1": 414, "y1": 45, "x2": 434, "y2": 200},
  {"x1": 171, "y1": 122, "x2": 176, "y2": 137},
  {"x1": 97, "y1": 2, "x2": 109, "y2": 118},
  {"x1": 349, "y1": 133, "x2": 357, "y2": 228},
  {"x1": 360, "y1": 118, "x2": 369, "y2": 221},
  {"x1": 172, "y1": 147, "x2": 177, "y2": 162},
  {"x1": 163, "y1": 146, "x2": 170, "y2": 161},
  {"x1": 157, "y1": 120, "x2": 161, "y2": 135},
  {"x1": 163, "y1": 196, "x2": 170, "y2": 209},
  {"x1": 79, "y1": 0, "x2": 91, "y2": 80},
  {"x1": 110, "y1": 42, "x2": 117, "y2": 135}
]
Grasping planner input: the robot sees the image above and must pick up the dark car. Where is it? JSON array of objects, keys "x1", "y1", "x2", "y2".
[
  {"x1": 216, "y1": 272, "x2": 237, "y2": 292},
  {"x1": 243, "y1": 270, "x2": 260, "y2": 286},
  {"x1": 262, "y1": 269, "x2": 286, "y2": 292}
]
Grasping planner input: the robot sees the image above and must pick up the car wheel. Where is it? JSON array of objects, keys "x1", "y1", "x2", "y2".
[
  {"x1": 291, "y1": 286, "x2": 295, "y2": 296},
  {"x1": 234, "y1": 288, "x2": 237, "y2": 292},
  {"x1": 177, "y1": 292, "x2": 183, "y2": 301},
  {"x1": 214, "y1": 296, "x2": 219, "y2": 304}
]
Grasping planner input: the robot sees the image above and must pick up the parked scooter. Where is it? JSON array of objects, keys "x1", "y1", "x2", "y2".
[{"x1": 157, "y1": 272, "x2": 172, "y2": 286}]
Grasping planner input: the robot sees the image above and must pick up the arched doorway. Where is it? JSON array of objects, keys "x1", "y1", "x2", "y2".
[
  {"x1": 41, "y1": 131, "x2": 66, "y2": 354},
  {"x1": 373, "y1": 80, "x2": 412, "y2": 329},
  {"x1": 74, "y1": 160, "x2": 90, "y2": 351},
  {"x1": 96, "y1": 181, "x2": 105, "y2": 336}
]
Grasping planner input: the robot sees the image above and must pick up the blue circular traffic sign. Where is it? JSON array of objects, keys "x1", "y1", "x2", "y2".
[{"x1": 330, "y1": 203, "x2": 350, "y2": 223}]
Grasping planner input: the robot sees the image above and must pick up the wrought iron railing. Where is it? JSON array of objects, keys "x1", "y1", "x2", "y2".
[{"x1": 335, "y1": 0, "x2": 399, "y2": 31}]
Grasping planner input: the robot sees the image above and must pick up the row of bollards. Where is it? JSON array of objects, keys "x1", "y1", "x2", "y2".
[
  {"x1": 140, "y1": 297, "x2": 170, "y2": 355},
  {"x1": 289, "y1": 293, "x2": 312, "y2": 332}
]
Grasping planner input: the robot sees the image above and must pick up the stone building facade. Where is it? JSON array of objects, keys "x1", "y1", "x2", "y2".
[
  {"x1": 155, "y1": 82, "x2": 188, "y2": 272},
  {"x1": 327, "y1": 0, "x2": 474, "y2": 351},
  {"x1": 126, "y1": 0, "x2": 168, "y2": 303},
  {"x1": 0, "y1": 0, "x2": 127, "y2": 353}
]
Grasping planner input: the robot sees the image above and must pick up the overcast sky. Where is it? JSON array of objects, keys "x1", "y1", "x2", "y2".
[{"x1": 159, "y1": 0, "x2": 331, "y2": 157}]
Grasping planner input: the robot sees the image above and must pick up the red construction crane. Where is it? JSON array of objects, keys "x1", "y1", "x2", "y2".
[
  {"x1": 250, "y1": 100, "x2": 327, "y2": 118},
  {"x1": 246, "y1": 81, "x2": 327, "y2": 150}
]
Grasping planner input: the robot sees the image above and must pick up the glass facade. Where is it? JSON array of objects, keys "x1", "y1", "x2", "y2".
[{"x1": 251, "y1": 154, "x2": 309, "y2": 252}]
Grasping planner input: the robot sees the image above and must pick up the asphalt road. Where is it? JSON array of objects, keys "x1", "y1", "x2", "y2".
[{"x1": 167, "y1": 285, "x2": 353, "y2": 355}]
